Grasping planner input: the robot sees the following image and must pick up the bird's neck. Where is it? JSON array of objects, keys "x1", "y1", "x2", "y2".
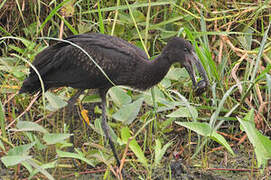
[{"x1": 135, "y1": 54, "x2": 171, "y2": 90}]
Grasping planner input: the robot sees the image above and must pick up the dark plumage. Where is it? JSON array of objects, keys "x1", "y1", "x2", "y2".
[{"x1": 19, "y1": 33, "x2": 208, "y2": 173}]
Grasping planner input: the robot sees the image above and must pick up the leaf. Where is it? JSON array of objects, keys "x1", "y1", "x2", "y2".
[
  {"x1": 29, "y1": 161, "x2": 57, "y2": 180},
  {"x1": 176, "y1": 122, "x2": 211, "y2": 136},
  {"x1": 21, "y1": 38, "x2": 36, "y2": 49},
  {"x1": 11, "y1": 69, "x2": 25, "y2": 79},
  {"x1": 45, "y1": 91, "x2": 67, "y2": 111},
  {"x1": 0, "y1": 101, "x2": 6, "y2": 138},
  {"x1": 81, "y1": 109, "x2": 90, "y2": 126},
  {"x1": 95, "y1": 118, "x2": 118, "y2": 143},
  {"x1": 43, "y1": 133, "x2": 71, "y2": 145},
  {"x1": 57, "y1": 149, "x2": 95, "y2": 166},
  {"x1": 167, "y1": 106, "x2": 198, "y2": 119},
  {"x1": 108, "y1": 86, "x2": 131, "y2": 107},
  {"x1": 121, "y1": 127, "x2": 148, "y2": 167},
  {"x1": 154, "y1": 139, "x2": 172, "y2": 167},
  {"x1": 82, "y1": 94, "x2": 101, "y2": 103},
  {"x1": 165, "y1": 68, "x2": 189, "y2": 81},
  {"x1": 1, "y1": 155, "x2": 32, "y2": 167},
  {"x1": 160, "y1": 78, "x2": 171, "y2": 88},
  {"x1": 112, "y1": 98, "x2": 143, "y2": 125},
  {"x1": 119, "y1": 10, "x2": 145, "y2": 24},
  {"x1": 237, "y1": 109, "x2": 271, "y2": 168},
  {"x1": 175, "y1": 122, "x2": 234, "y2": 155},
  {"x1": 210, "y1": 133, "x2": 234, "y2": 156},
  {"x1": 7, "y1": 142, "x2": 36, "y2": 156},
  {"x1": 16, "y1": 121, "x2": 48, "y2": 133},
  {"x1": 144, "y1": 86, "x2": 166, "y2": 106}
]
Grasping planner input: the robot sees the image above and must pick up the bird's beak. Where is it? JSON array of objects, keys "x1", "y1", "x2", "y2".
[{"x1": 183, "y1": 51, "x2": 209, "y2": 96}]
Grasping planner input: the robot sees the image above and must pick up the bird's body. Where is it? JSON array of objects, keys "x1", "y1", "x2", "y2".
[
  {"x1": 20, "y1": 33, "x2": 208, "y2": 176},
  {"x1": 20, "y1": 33, "x2": 174, "y2": 93}
]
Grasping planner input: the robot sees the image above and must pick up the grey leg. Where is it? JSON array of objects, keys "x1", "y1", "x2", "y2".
[{"x1": 99, "y1": 89, "x2": 121, "y2": 167}]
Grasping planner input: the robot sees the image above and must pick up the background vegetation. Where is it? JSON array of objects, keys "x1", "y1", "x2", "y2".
[{"x1": 0, "y1": 0, "x2": 271, "y2": 179}]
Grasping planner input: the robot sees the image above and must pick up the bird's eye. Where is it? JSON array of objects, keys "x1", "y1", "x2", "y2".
[{"x1": 184, "y1": 47, "x2": 188, "y2": 52}]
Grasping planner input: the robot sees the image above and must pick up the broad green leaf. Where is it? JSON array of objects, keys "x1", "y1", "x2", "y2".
[
  {"x1": 95, "y1": 118, "x2": 118, "y2": 143},
  {"x1": 82, "y1": 94, "x2": 101, "y2": 103},
  {"x1": 237, "y1": 109, "x2": 271, "y2": 168},
  {"x1": 144, "y1": 86, "x2": 166, "y2": 106},
  {"x1": 210, "y1": 132, "x2": 234, "y2": 155},
  {"x1": 160, "y1": 117, "x2": 175, "y2": 131},
  {"x1": 21, "y1": 38, "x2": 36, "y2": 49},
  {"x1": 25, "y1": 132, "x2": 47, "y2": 150},
  {"x1": 121, "y1": 127, "x2": 148, "y2": 167},
  {"x1": 165, "y1": 68, "x2": 189, "y2": 81},
  {"x1": 108, "y1": 86, "x2": 131, "y2": 107},
  {"x1": 1, "y1": 155, "x2": 32, "y2": 167},
  {"x1": 160, "y1": 78, "x2": 171, "y2": 88},
  {"x1": 11, "y1": 69, "x2": 25, "y2": 79},
  {"x1": 112, "y1": 98, "x2": 143, "y2": 124},
  {"x1": 167, "y1": 106, "x2": 198, "y2": 119},
  {"x1": 154, "y1": 139, "x2": 172, "y2": 167},
  {"x1": 119, "y1": 10, "x2": 145, "y2": 24},
  {"x1": 16, "y1": 121, "x2": 48, "y2": 133},
  {"x1": 43, "y1": 133, "x2": 71, "y2": 145},
  {"x1": 57, "y1": 149, "x2": 95, "y2": 166},
  {"x1": 7, "y1": 142, "x2": 36, "y2": 156},
  {"x1": 45, "y1": 91, "x2": 67, "y2": 111},
  {"x1": 255, "y1": 131, "x2": 271, "y2": 167},
  {"x1": 175, "y1": 122, "x2": 211, "y2": 136},
  {"x1": 28, "y1": 160, "x2": 57, "y2": 180},
  {"x1": 175, "y1": 122, "x2": 234, "y2": 155},
  {"x1": 8, "y1": 45, "x2": 24, "y2": 54},
  {"x1": 131, "y1": 9, "x2": 146, "y2": 22}
]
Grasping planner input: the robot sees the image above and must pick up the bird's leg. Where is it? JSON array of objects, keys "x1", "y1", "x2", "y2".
[{"x1": 99, "y1": 89, "x2": 121, "y2": 167}]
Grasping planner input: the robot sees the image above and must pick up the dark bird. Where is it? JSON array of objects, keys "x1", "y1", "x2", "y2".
[{"x1": 19, "y1": 33, "x2": 209, "y2": 172}]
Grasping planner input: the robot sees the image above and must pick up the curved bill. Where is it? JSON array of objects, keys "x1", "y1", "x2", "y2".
[{"x1": 183, "y1": 51, "x2": 209, "y2": 96}]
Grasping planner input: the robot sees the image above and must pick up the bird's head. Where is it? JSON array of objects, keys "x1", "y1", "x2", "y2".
[{"x1": 163, "y1": 37, "x2": 209, "y2": 96}]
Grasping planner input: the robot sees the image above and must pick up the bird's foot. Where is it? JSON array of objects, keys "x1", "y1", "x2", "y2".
[{"x1": 195, "y1": 79, "x2": 208, "y2": 96}]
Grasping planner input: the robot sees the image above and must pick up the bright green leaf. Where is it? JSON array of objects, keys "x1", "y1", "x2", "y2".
[
  {"x1": 165, "y1": 68, "x2": 189, "y2": 81},
  {"x1": 210, "y1": 132, "x2": 234, "y2": 155},
  {"x1": 7, "y1": 142, "x2": 36, "y2": 156},
  {"x1": 176, "y1": 122, "x2": 234, "y2": 155},
  {"x1": 1, "y1": 155, "x2": 32, "y2": 167},
  {"x1": 154, "y1": 139, "x2": 172, "y2": 167},
  {"x1": 45, "y1": 91, "x2": 67, "y2": 111},
  {"x1": 121, "y1": 127, "x2": 148, "y2": 167},
  {"x1": 16, "y1": 121, "x2": 48, "y2": 134},
  {"x1": 57, "y1": 149, "x2": 95, "y2": 166},
  {"x1": 144, "y1": 86, "x2": 165, "y2": 106},
  {"x1": 237, "y1": 109, "x2": 271, "y2": 168},
  {"x1": 29, "y1": 161, "x2": 57, "y2": 180},
  {"x1": 108, "y1": 86, "x2": 131, "y2": 107},
  {"x1": 82, "y1": 94, "x2": 101, "y2": 103},
  {"x1": 167, "y1": 106, "x2": 198, "y2": 119},
  {"x1": 112, "y1": 98, "x2": 143, "y2": 124},
  {"x1": 175, "y1": 122, "x2": 211, "y2": 136},
  {"x1": 43, "y1": 133, "x2": 71, "y2": 145}
]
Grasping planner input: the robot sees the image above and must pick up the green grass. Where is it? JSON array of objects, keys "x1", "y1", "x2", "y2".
[{"x1": 0, "y1": 0, "x2": 271, "y2": 179}]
